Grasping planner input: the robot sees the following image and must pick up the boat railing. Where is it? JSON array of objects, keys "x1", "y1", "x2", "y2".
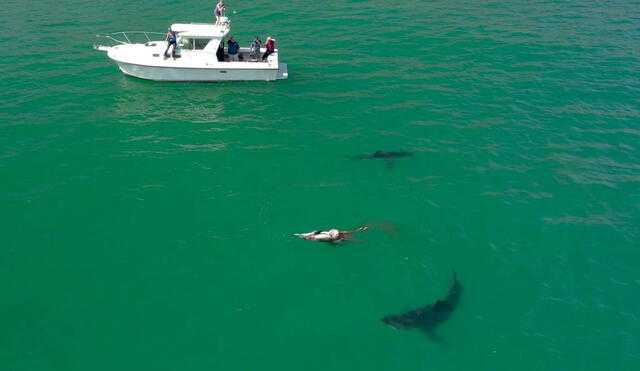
[{"x1": 94, "y1": 31, "x2": 166, "y2": 50}]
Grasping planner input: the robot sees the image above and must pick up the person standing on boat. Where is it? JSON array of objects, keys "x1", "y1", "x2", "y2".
[
  {"x1": 250, "y1": 36, "x2": 261, "y2": 61},
  {"x1": 262, "y1": 37, "x2": 276, "y2": 62},
  {"x1": 215, "y1": 0, "x2": 226, "y2": 25},
  {"x1": 227, "y1": 37, "x2": 240, "y2": 61},
  {"x1": 216, "y1": 41, "x2": 225, "y2": 61},
  {"x1": 164, "y1": 27, "x2": 179, "y2": 59}
]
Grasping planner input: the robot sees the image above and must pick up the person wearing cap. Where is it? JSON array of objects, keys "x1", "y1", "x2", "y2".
[
  {"x1": 215, "y1": 0, "x2": 226, "y2": 25},
  {"x1": 164, "y1": 28, "x2": 179, "y2": 58},
  {"x1": 261, "y1": 36, "x2": 276, "y2": 62},
  {"x1": 227, "y1": 37, "x2": 239, "y2": 61},
  {"x1": 249, "y1": 36, "x2": 261, "y2": 62}
]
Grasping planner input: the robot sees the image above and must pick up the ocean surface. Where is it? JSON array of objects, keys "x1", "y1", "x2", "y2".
[{"x1": 1, "y1": 0, "x2": 639, "y2": 370}]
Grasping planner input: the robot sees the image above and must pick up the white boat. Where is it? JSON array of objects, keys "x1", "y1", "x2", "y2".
[{"x1": 94, "y1": 17, "x2": 288, "y2": 82}]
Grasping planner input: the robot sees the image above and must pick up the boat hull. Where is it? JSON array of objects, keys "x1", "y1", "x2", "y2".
[{"x1": 115, "y1": 61, "x2": 285, "y2": 82}]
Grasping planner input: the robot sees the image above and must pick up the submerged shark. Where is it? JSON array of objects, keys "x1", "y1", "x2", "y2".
[
  {"x1": 382, "y1": 269, "x2": 462, "y2": 341},
  {"x1": 347, "y1": 151, "x2": 412, "y2": 165}
]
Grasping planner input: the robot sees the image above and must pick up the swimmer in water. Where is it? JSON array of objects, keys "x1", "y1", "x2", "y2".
[{"x1": 294, "y1": 226, "x2": 368, "y2": 243}]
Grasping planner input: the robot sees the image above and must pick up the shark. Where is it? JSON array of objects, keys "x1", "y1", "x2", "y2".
[
  {"x1": 381, "y1": 269, "x2": 462, "y2": 341},
  {"x1": 347, "y1": 151, "x2": 412, "y2": 166}
]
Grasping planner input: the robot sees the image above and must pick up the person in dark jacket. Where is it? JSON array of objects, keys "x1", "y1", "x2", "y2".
[
  {"x1": 216, "y1": 41, "x2": 225, "y2": 61},
  {"x1": 227, "y1": 37, "x2": 240, "y2": 61}
]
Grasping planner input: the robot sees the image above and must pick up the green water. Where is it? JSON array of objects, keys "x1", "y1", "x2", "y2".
[{"x1": 1, "y1": 0, "x2": 639, "y2": 370}]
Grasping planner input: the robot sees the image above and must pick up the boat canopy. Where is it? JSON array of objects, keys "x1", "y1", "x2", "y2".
[{"x1": 171, "y1": 23, "x2": 229, "y2": 38}]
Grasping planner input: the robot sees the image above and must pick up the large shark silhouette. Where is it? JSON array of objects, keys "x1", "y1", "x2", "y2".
[{"x1": 382, "y1": 269, "x2": 462, "y2": 341}]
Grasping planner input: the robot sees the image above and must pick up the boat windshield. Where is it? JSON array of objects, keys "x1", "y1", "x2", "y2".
[{"x1": 179, "y1": 37, "x2": 213, "y2": 50}]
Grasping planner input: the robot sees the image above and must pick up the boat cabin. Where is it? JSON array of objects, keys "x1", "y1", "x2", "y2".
[
  {"x1": 171, "y1": 21, "x2": 268, "y2": 62},
  {"x1": 172, "y1": 22, "x2": 227, "y2": 54}
]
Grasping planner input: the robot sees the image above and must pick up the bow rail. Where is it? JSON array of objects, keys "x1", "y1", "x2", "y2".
[{"x1": 94, "y1": 31, "x2": 166, "y2": 51}]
